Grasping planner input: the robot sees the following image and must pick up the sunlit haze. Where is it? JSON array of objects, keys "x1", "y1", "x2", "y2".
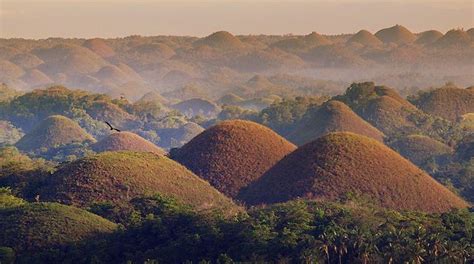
[{"x1": 1, "y1": 0, "x2": 473, "y2": 38}]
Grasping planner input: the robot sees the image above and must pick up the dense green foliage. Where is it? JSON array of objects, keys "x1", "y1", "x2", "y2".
[{"x1": 4, "y1": 197, "x2": 472, "y2": 263}]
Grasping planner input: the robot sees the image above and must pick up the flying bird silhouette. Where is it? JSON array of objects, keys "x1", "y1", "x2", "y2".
[{"x1": 105, "y1": 121, "x2": 121, "y2": 132}]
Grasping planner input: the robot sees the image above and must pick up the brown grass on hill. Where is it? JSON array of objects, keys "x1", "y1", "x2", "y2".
[
  {"x1": 288, "y1": 100, "x2": 385, "y2": 145},
  {"x1": 375, "y1": 25, "x2": 417, "y2": 44},
  {"x1": 40, "y1": 151, "x2": 239, "y2": 214},
  {"x1": 0, "y1": 59, "x2": 25, "y2": 81},
  {"x1": 239, "y1": 132, "x2": 469, "y2": 213},
  {"x1": 347, "y1": 30, "x2": 383, "y2": 47},
  {"x1": 21, "y1": 69, "x2": 53, "y2": 87},
  {"x1": 83, "y1": 38, "x2": 116, "y2": 58},
  {"x1": 11, "y1": 53, "x2": 44, "y2": 69},
  {"x1": 194, "y1": 31, "x2": 244, "y2": 50},
  {"x1": 171, "y1": 120, "x2": 296, "y2": 198},
  {"x1": 16, "y1": 115, "x2": 95, "y2": 151},
  {"x1": 414, "y1": 86, "x2": 474, "y2": 121},
  {"x1": 433, "y1": 29, "x2": 472, "y2": 48},
  {"x1": 415, "y1": 30, "x2": 443, "y2": 45},
  {"x1": 272, "y1": 32, "x2": 332, "y2": 52},
  {"x1": 92, "y1": 131, "x2": 165, "y2": 155},
  {"x1": 0, "y1": 203, "x2": 117, "y2": 252},
  {"x1": 390, "y1": 134, "x2": 453, "y2": 166}
]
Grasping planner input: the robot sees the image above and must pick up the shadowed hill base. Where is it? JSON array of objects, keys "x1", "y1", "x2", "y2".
[
  {"x1": 92, "y1": 131, "x2": 165, "y2": 155},
  {"x1": 16, "y1": 115, "x2": 95, "y2": 152},
  {"x1": 239, "y1": 132, "x2": 468, "y2": 213},
  {"x1": 288, "y1": 100, "x2": 384, "y2": 145},
  {"x1": 40, "y1": 151, "x2": 238, "y2": 214},
  {"x1": 0, "y1": 202, "x2": 116, "y2": 252},
  {"x1": 171, "y1": 120, "x2": 296, "y2": 198}
]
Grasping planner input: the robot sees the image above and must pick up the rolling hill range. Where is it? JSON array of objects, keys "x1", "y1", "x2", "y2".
[
  {"x1": 15, "y1": 115, "x2": 95, "y2": 152},
  {"x1": 288, "y1": 100, "x2": 385, "y2": 145},
  {"x1": 39, "y1": 151, "x2": 238, "y2": 214},
  {"x1": 0, "y1": 25, "x2": 473, "y2": 99},
  {"x1": 238, "y1": 132, "x2": 468, "y2": 213},
  {"x1": 171, "y1": 120, "x2": 296, "y2": 198}
]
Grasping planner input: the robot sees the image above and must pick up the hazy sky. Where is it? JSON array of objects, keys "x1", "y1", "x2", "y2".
[{"x1": 1, "y1": 0, "x2": 473, "y2": 39}]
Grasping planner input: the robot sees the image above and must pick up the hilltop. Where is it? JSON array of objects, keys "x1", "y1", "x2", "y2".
[
  {"x1": 171, "y1": 120, "x2": 296, "y2": 198},
  {"x1": 412, "y1": 85, "x2": 474, "y2": 121},
  {"x1": 92, "y1": 131, "x2": 165, "y2": 155},
  {"x1": 16, "y1": 115, "x2": 95, "y2": 151},
  {"x1": 334, "y1": 82, "x2": 427, "y2": 136},
  {"x1": 193, "y1": 31, "x2": 244, "y2": 50},
  {"x1": 347, "y1": 30, "x2": 383, "y2": 47},
  {"x1": 0, "y1": 202, "x2": 116, "y2": 252},
  {"x1": 433, "y1": 29, "x2": 472, "y2": 48},
  {"x1": 239, "y1": 132, "x2": 468, "y2": 213},
  {"x1": 288, "y1": 100, "x2": 385, "y2": 145},
  {"x1": 375, "y1": 25, "x2": 417, "y2": 44},
  {"x1": 39, "y1": 151, "x2": 238, "y2": 213},
  {"x1": 83, "y1": 38, "x2": 116, "y2": 58},
  {"x1": 416, "y1": 30, "x2": 443, "y2": 45}
]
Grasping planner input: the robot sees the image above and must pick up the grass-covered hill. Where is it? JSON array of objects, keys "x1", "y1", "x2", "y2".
[
  {"x1": 193, "y1": 31, "x2": 244, "y2": 50},
  {"x1": 171, "y1": 120, "x2": 296, "y2": 198},
  {"x1": 334, "y1": 82, "x2": 447, "y2": 138},
  {"x1": 288, "y1": 100, "x2": 385, "y2": 145},
  {"x1": 415, "y1": 30, "x2": 444, "y2": 45},
  {"x1": 347, "y1": 29, "x2": 383, "y2": 47},
  {"x1": 374, "y1": 25, "x2": 417, "y2": 45},
  {"x1": 390, "y1": 134, "x2": 454, "y2": 166},
  {"x1": 0, "y1": 202, "x2": 116, "y2": 253},
  {"x1": 239, "y1": 132, "x2": 468, "y2": 212},
  {"x1": 411, "y1": 85, "x2": 474, "y2": 121},
  {"x1": 92, "y1": 131, "x2": 165, "y2": 155},
  {"x1": 39, "y1": 151, "x2": 238, "y2": 214},
  {"x1": 15, "y1": 115, "x2": 95, "y2": 152}
]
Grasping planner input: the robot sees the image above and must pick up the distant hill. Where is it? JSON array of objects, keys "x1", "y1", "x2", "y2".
[
  {"x1": 415, "y1": 30, "x2": 443, "y2": 45},
  {"x1": 40, "y1": 151, "x2": 238, "y2": 214},
  {"x1": 16, "y1": 115, "x2": 95, "y2": 151},
  {"x1": 83, "y1": 38, "x2": 116, "y2": 58},
  {"x1": 375, "y1": 25, "x2": 417, "y2": 44},
  {"x1": 390, "y1": 134, "x2": 453, "y2": 166},
  {"x1": 10, "y1": 53, "x2": 44, "y2": 69},
  {"x1": 34, "y1": 44, "x2": 108, "y2": 75},
  {"x1": 171, "y1": 120, "x2": 296, "y2": 198},
  {"x1": 412, "y1": 85, "x2": 474, "y2": 121},
  {"x1": 433, "y1": 29, "x2": 472, "y2": 48},
  {"x1": 347, "y1": 30, "x2": 383, "y2": 47},
  {"x1": 92, "y1": 131, "x2": 165, "y2": 154},
  {"x1": 156, "y1": 122, "x2": 205, "y2": 149},
  {"x1": 334, "y1": 82, "x2": 427, "y2": 136},
  {"x1": 21, "y1": 69, "x2": 53, "y2": 87},
  {"x1": 0, "y1": 60, "x2": 24, "y2": 81},
  {"x1": 288, "y1": 100, "x2": 384, "y2": 145},
  {"x1": 171, "y1": 98, "x2": 221, "y2": 118},
  {"x1": 194, "y1": 31, "x2": 244, "y2": 50},
  {"x1": 239, "y1": 132, "x2": 468, "y2": 213},
  {"x1": 272, "y1": 32, "x2": 332, "y2": 52},
  {"x1": 0, "y1": 202, "x2": 116, "y2": 253}
]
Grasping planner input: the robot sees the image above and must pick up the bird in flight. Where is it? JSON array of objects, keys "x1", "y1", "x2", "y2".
[{"x1": 105, "y1": 121, "x2": 121, "y2": 132}]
